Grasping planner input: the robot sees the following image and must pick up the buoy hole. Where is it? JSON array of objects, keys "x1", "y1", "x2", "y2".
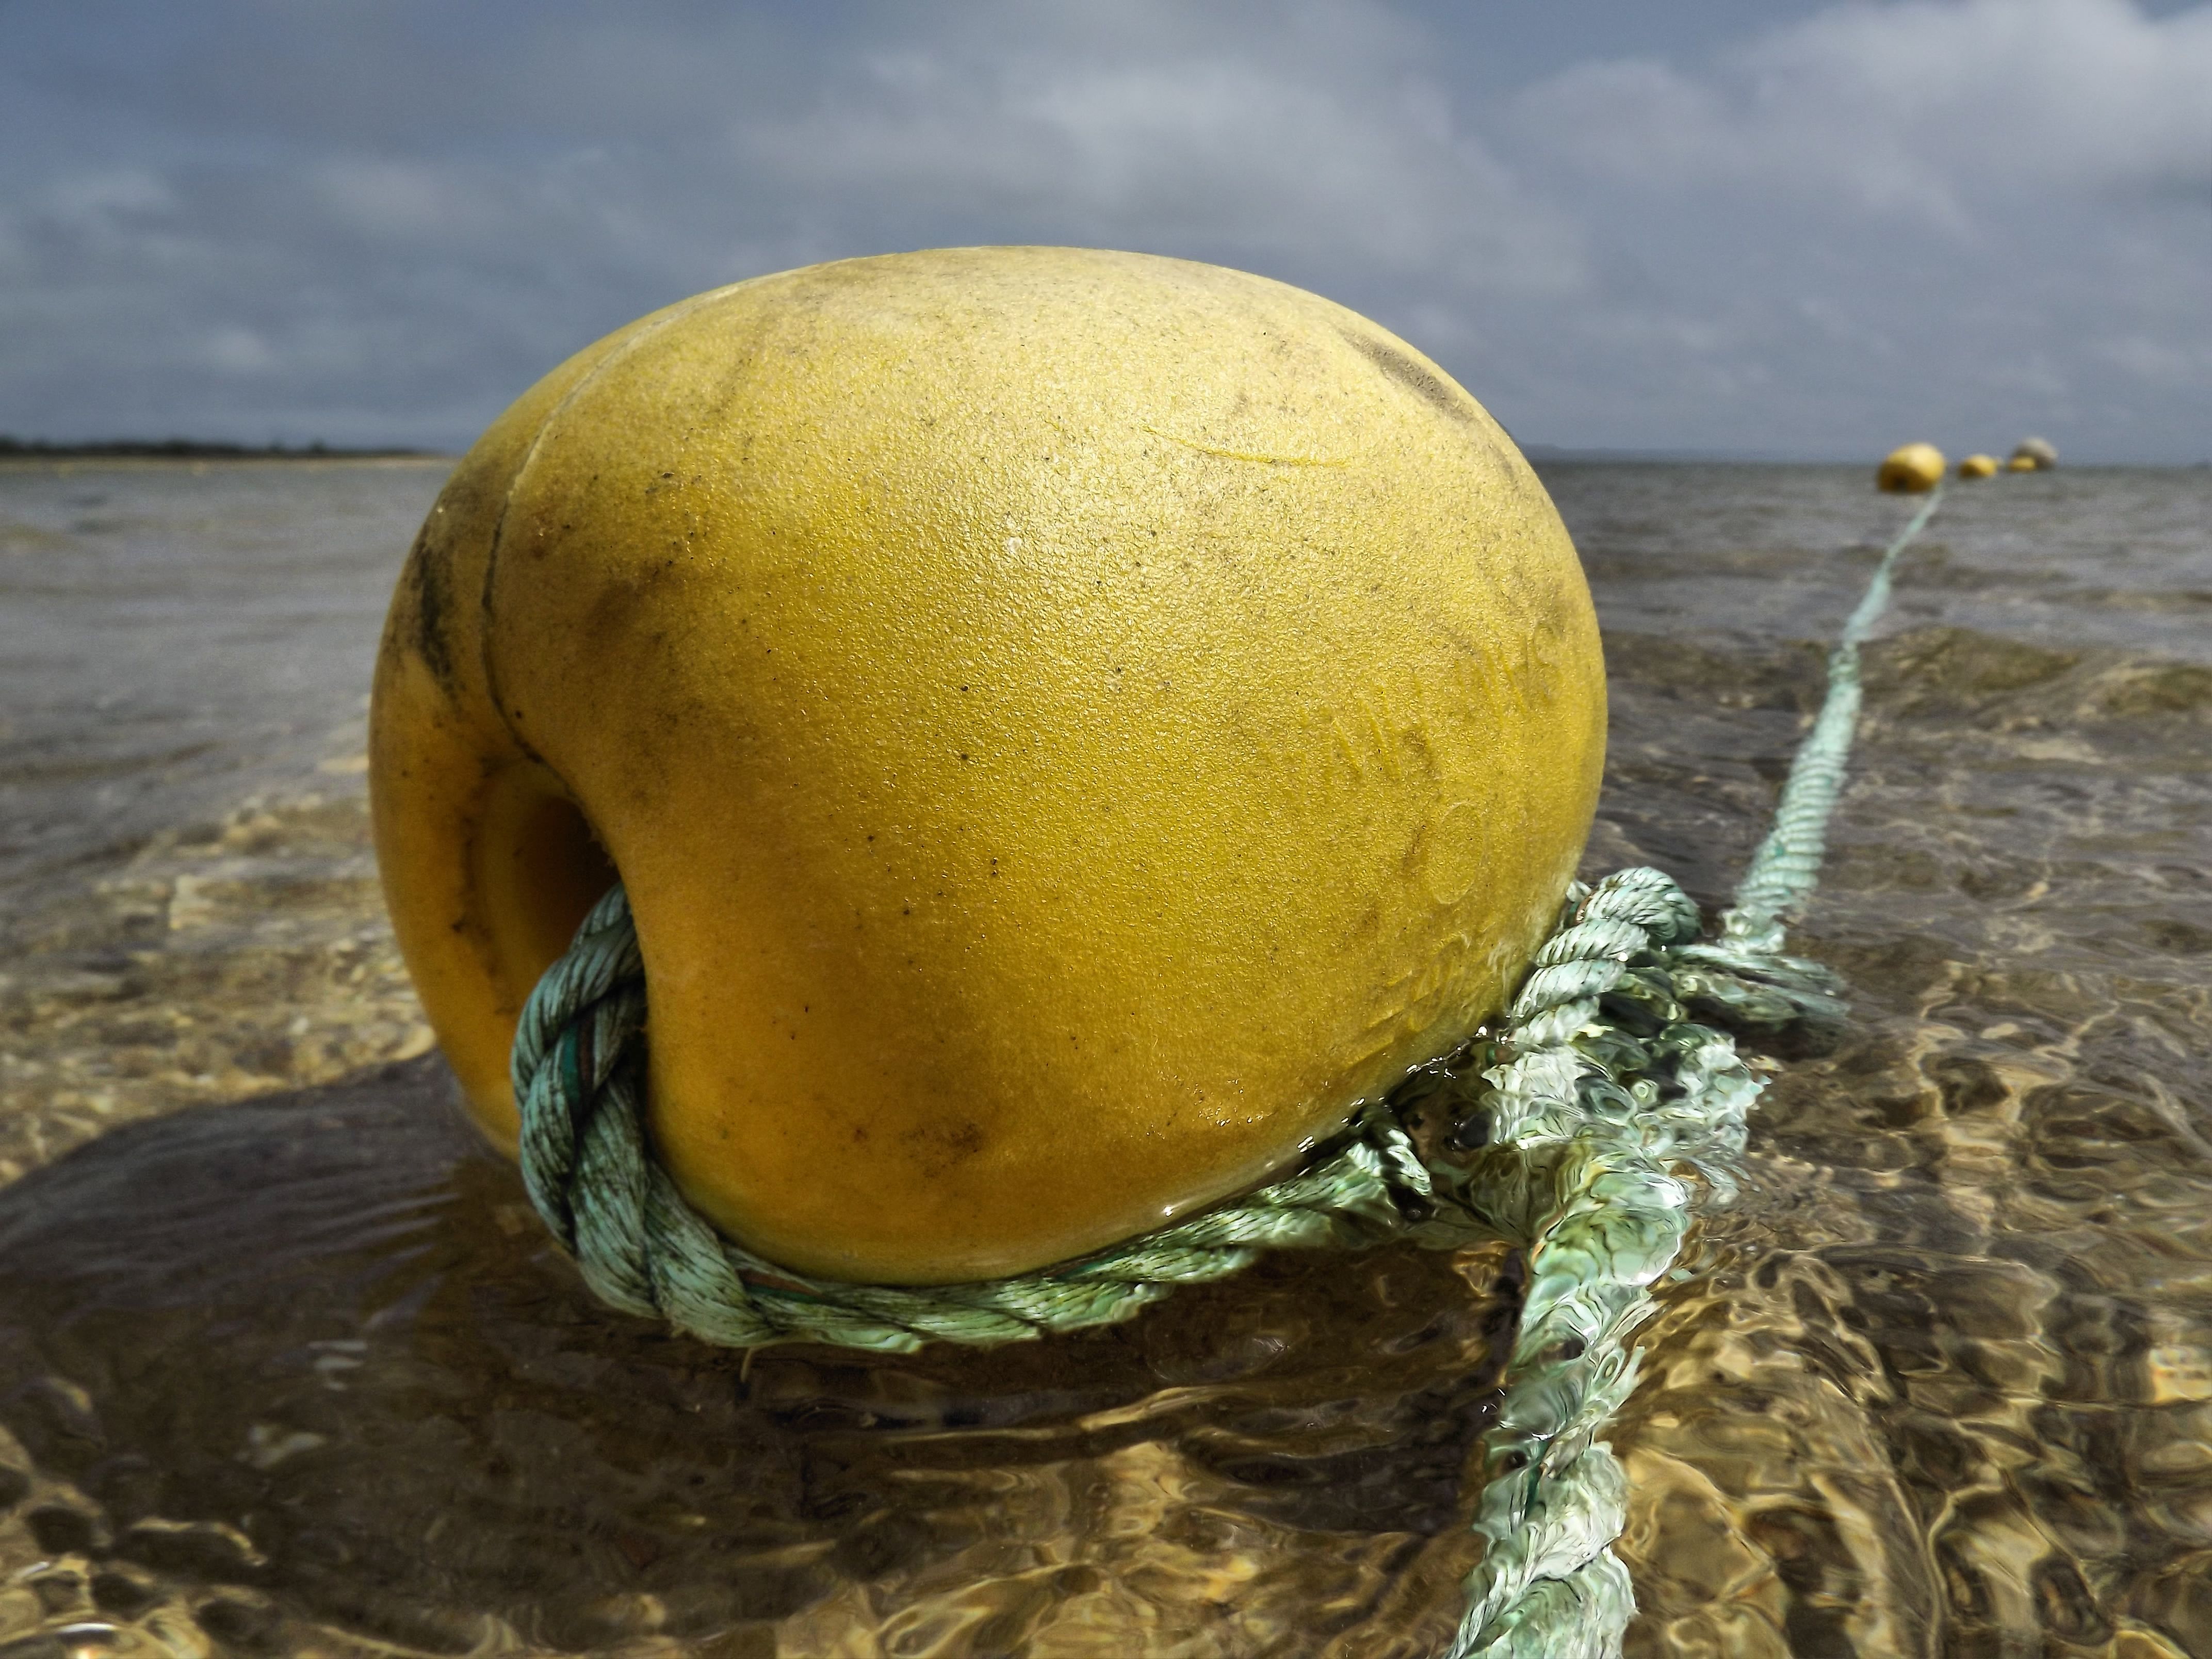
[
  {"x1": 473, "y1": 768, "x2": 621, "y2": 1008},
  {"x1": 511, "y1": 793, "x2": 620, "y2": 973}
]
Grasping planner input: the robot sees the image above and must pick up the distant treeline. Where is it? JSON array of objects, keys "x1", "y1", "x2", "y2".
[{"x1": 0, "y1": 436, "x2": 442, "y2": 459}]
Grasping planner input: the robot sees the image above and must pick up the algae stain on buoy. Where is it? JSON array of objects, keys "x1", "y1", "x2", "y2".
[
  {"x1": 1878, "y1": 443, "x2": 1946, "y2": 493},
  {"x1": 369, "y1": 247, "x2": 1606, "y2": 1284},
  {"x1": 1959, "y1": 454, "x2": 1998, "y2": 479}
]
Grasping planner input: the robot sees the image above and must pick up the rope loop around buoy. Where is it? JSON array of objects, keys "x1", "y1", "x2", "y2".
[
  {"x1": 508, "y1": 486, "x2": 1943, "y2": 1657},
  {"x1": 511, "y1": 861, "x2": 1823, "y2": 1354}
]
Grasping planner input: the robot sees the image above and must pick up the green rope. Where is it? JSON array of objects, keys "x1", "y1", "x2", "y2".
[
  {"x1": 1719, "y1": 485, "x2": 1942, "y2": 952},
  {"x1": 508, "y1": 489, "x2": 1941, "y2": 1656},
  {"x1": 510, "y1": 865, "x2": 1802, "y2": 1353}
]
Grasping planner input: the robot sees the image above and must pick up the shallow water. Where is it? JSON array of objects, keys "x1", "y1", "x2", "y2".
[{"x1": 1, "y1": 459, "x2": 2208, "y2": 1656}]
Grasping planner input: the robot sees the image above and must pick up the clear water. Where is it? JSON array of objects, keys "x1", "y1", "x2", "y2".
[{"x1": 1, "y1": 458, "x2": 2207, "y2": 1656}]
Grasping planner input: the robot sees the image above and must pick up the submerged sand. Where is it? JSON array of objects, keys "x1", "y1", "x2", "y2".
[{"x1": 2, "y1": 460, "x2": 2209, "y2": 1655}]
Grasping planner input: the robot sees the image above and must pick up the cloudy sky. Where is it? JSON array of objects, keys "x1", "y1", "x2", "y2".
[{"x1": 1, "y1": 0, "x2": 2206, "y2": 462}]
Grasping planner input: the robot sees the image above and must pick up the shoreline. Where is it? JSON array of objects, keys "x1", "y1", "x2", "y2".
[
  {"x1": 1, "y1": 452, "x2": 453, "y2": 473},
  {"x1": 0, "y1": 438, "x2": 448, "y2": 461},
  {"x1": 5, "y1": 440, "x2": 2200, "y2": 471}
]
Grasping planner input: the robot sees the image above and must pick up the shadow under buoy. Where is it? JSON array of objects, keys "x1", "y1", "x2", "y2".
[{"x1": 0, "y1": 1060, "x2": 1511, "y2": 1656}]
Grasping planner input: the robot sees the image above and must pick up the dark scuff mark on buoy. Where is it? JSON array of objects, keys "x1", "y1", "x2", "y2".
[
  {"x1": 404, "y1": 529, "x2": 457, "y2": 696},
  {"x1": 900, "y1": 1117, "x2": 987, "y2": 1179},
  {"x1": 1343, "y1": 331, "x2": 1473, "y2": 424}
]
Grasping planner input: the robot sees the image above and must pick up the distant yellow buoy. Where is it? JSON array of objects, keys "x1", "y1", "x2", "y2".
[
  {"x1": 1958, "y1": 454, "x2": 1998, "y2": 479},
  {"x1": 1878, "y1": 443, "x2": 1946, "y2": 493},
  {"x1": 2010, "y1": 436, "x2": 2057, "y2": 470},
  {"x1": 2007, "y1": 455, "x2": 2037, "y2": 473}
]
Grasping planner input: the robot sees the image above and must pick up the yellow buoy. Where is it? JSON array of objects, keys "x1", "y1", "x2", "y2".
[
  {"x1": 2011, "y1": 436, "x2": 2058, "y2": 470},
  {"x1": 2007, "y1": 455, "x2": 2037, "y2": 472},
  {"x1": 1878, "y1": 443, "x2": 1946, "y2": 493},
  {"x1": 1958, "y1": 454, "x2": 1998, "y2": 479},
  {"x1": 370, "y1": 248, "x2": 1606, "y2": 1284}
]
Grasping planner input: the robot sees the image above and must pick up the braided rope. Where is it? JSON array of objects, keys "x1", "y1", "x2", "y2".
[
  {"x1": 1719, "y1": 485, "x2": 1941, "y2": 953},
  {"x1": 514, "y1": 890, "x2": 1454, "y2": 1352},
  {"x1": 507, "y1": 490, "x2": 1942, "y2": 1655}
]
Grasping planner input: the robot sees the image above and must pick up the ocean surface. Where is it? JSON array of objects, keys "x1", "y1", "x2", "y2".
[{"x1": 0, "y1": 458, "x2": 2207, "y2": 1657}]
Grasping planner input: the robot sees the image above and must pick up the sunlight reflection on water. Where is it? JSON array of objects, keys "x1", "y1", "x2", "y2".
[{"x1": 1, "y1": 459, "x2": 2208, "y2": 1656}]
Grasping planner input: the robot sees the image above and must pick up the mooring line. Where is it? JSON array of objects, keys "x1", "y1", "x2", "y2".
[{"x1": 511, "y1": 488, "x2": 1945, "y2": 1656}]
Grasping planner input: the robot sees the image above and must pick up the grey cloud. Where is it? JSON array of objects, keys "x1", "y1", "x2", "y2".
[
  {"x1": 740, "y1": 32, "x2": 1585, "y2": 291},
  {"x1": 1522, "y1": 0, "x2": 2212, "y2": 206},
  {"x1": 0, "y1": 0, "x2": 2204, "y2": 460},
  {"x1": 1492, "y1": 0, "x2": 2212, "y2": 455}
]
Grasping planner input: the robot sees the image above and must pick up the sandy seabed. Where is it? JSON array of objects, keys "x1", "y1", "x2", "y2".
[{"x1": 2, "y1": 459, "x2": 2209, "y2": 1656}]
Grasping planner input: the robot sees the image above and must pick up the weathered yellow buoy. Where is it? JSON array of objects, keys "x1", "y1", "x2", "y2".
[
  {"x1": 370, "y1": 248, "x2": 1606, "y2": 1283},
  {"x1": 2011, "y1": 436, "x2": 2058, "y2": 470},
  {"x1": 1958, "y1": 454, "x2": 1998, "y2": 479},
  {"x1": 1878, "y1": 443, "x2": 1946, "y2": 493},
  {"x1": 2007, "y1": 455, "x2": 2037, "y2": 472}
]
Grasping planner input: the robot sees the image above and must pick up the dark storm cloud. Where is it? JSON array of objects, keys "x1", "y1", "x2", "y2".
[{"x1": 0, "y1": 0, "x2": 2205, "y2": 460}]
